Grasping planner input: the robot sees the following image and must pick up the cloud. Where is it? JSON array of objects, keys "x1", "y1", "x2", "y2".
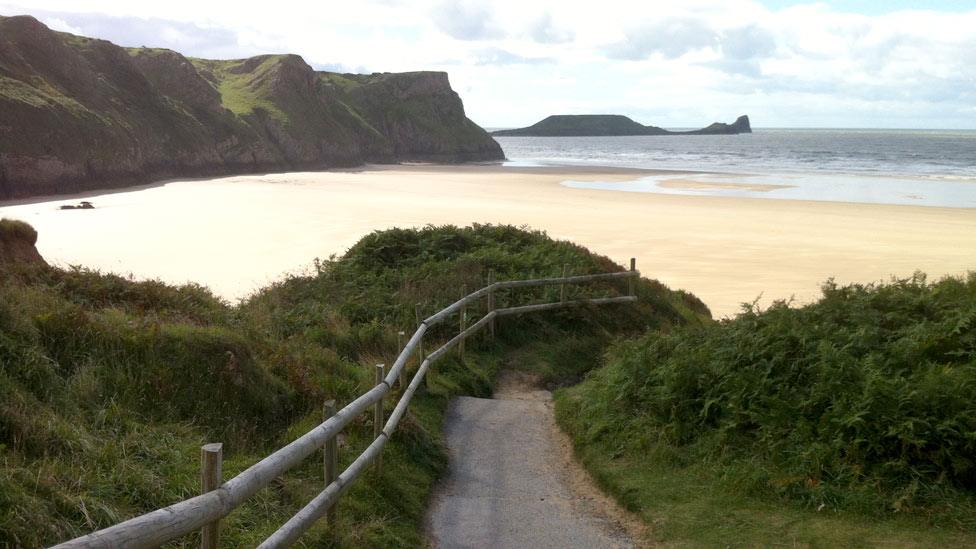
[
  {"x1": 721, "y1": 25, "x2": 776, "y2": 60},
  {"x1": 528, "y1": 12, "x2": 574, "y2": 44},
  {"x1": 16, "y1": 10, "x2": 249, "y2": 58},
  {"x1": 41, "y1": 16, "x2": 82, "y2": 34},
  {"x1": 700, "y1": 25, "x2": 778, "y2": 77},
  {"x1": 470, "y1": 47, "x2": 553, "y2": 66},
  {"x1": 430, "y1": 0, "x2": 503, "y2": 40},
  {"x1": 312, "y1": 62, "x2": 370, "y2": 74},
  {"x1": 604, "y1": 17, "x2": 718, "y2": 60}
]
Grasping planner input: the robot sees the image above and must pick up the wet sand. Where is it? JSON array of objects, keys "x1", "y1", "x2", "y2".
[
  {"x1": 1, "y1": 164, "x2": 973, "y2": 318},
  {"x1": 657, "y1": 178, "x2": 794, "y2": 192}
]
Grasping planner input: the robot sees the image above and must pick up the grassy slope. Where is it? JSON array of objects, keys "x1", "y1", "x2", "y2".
[
  {"x1": 0, "y1": 223, "x2": 705, "y2": 547},
  {"x1": 190, "y1": 56, "x2": 291, "y2": 121},
  {"x1": 556, "y1": 274, "x2": 976, "y2": 546}
]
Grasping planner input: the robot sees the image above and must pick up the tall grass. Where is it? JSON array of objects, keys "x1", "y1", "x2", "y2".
[{"x1": 0, "y1": 218, "x2": 38, "y2": 244}]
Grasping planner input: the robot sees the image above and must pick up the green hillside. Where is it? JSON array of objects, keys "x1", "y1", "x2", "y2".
[
  {"x1": 558, "y1": 273, "x2": 976, "y2": 545},
  {"x1": 0, "y1": 220, "x2": 705, "y2": 547},
  {"x1": 0, "y1": 15, "x2": 502, "y2": 200}
]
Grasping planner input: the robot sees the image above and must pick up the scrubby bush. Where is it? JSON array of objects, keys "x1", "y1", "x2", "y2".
[
  {"x1": 0, "y1": 218, "x2": 38, "y2": 244},
  {"x1": 566, "y1": 272, "x2": 976, "y2": 521}
]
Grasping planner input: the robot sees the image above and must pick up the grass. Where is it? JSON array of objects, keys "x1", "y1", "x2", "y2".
[
  {"x1": 0, "y1": 223, "x2": 704, "y2": 547},
  {"x1": 0, "y1": 75, "x2": 95, "y2": 119},
  {"x1": 190, "y1": 57, "x2": 291, "y2": 122},
  {"x1": 556, "y1": 273, "x2": 976, "y2": 546},
  {"x1": 0, "y1": 218, "x2": 37, "y2": 244},
  {"x1": 552, "y1": 438, "x2": 976, "y2": 547}
]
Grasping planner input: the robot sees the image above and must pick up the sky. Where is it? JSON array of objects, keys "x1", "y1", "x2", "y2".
[{"x1": 2, "y1": 1, "x2": 974, "y2": 129}]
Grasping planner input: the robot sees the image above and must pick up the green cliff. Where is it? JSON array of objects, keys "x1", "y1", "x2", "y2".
[
  {"x1": 491, "y1": 114, "x2": 751, "y2": 137},
  {"x1": 0, "y1": 16, "x2": 503, "y2": 199}
]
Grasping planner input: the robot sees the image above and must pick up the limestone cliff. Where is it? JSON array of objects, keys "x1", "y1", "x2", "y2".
[{"x1": 0, "y1": 16, "x2": 503, "y2": 199}]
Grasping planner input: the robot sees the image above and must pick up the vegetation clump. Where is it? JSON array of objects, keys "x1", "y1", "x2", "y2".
[
  {"x1": 0, "y1": 218, "x2": 37, "y2": 244},
  {"x1": 558, "y1": 273, "x2": 976, "y2": 542}
]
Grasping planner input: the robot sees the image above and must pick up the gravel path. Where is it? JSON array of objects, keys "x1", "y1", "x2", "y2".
[{"x1": 426, "y1": 372, "x2": 643, "y2": 548}]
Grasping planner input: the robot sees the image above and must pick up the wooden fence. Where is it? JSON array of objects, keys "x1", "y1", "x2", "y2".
[{"x1": 51, "y1": 260, "x2": 639, "y2": 548}]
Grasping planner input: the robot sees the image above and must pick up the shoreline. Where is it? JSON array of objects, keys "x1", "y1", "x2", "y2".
[
  {"x1": 0, "y1": 163, "x2": 698, "y2": 208},
  {"x1": 2, "y1": 163, "x2": 973, "y2": 318}
]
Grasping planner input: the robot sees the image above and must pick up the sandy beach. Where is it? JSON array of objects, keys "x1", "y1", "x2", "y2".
[{"x1": 1, "y1": 164, "x2": 973, "y2": 318}]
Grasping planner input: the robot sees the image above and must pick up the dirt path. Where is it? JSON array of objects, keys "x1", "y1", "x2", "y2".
[{"x1": 426, "y1": 371, "x2": 647, "y2": 548}]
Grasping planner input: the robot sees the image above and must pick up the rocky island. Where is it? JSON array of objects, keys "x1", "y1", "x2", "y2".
[
  {"x1": 0, "y1": 16, "x2": 503, "y2": 199},
  {"x1": 491, "y1": 114, "x2": 751, "y2": 137}
]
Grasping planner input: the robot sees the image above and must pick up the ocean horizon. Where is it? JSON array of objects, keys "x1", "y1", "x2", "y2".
[{"x1": 494, "y1": 128, "x2": 976, "y2": 208}]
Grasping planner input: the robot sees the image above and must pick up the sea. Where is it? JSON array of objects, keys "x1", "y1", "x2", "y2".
[{"x1": 492, "y1": 128, "x2": 976, "y2": 208}]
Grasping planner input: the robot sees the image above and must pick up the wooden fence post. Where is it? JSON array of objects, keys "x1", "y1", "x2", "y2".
[
  {"x1": 629, "y1": 258, "x2": 636, "y2": 296},
  {"x1": 458, "y1": 285, "x2": 467, "y2": 358},
  {"x1": 560, "y1": 264, "x2": 568, "y2": 303},
  {"x1": 397, "y1": 330, "x2": 406, "y2": 388},
  {"x1": 200, "y1": 443, "x2": 223, "y2": 549},
  {"x1": 415, "y1": 304, "x2": 424, "y2": 360},
  {"x1": 323, "y1": 400, "x2": 338, "y2": 525},
  {"x1": 487, "y1": 270, "x2": 496, "y2": 339},
  {"x1": 416, "y1": 303, "x2": 430, "y2": 393},
  {"x1": 374, "y1": 364, "x2": 385, "y2": 472}
]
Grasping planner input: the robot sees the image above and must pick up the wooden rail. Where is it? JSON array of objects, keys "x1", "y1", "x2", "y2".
[{"x1": 51, "y1": 261, "x2": 640, "y2": 549}]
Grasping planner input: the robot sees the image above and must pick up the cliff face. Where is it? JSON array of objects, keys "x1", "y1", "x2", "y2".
[
  {"x1": 0, "y1": 16, "x2": 503, "y2": 199},
  {"x1": 492, "y1": 114, "x2": 751, "y2": 137}
]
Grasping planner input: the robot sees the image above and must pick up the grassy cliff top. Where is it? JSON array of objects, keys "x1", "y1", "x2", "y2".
[{"x1": 0, "y1": 218, "x2": 37, "y2": 244}]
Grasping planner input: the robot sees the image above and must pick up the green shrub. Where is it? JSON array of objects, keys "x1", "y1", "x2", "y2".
[
  {"x1": 0, "y1": 218, "x2": 38, "y2": 244},
  {"x1": 565, "y1": 272, "x2": 976, "y2": 521}
]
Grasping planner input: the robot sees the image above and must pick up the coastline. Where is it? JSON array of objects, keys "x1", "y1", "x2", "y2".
[{"x1": 1, "y1": 163, "x2": 972, "y2": 318}]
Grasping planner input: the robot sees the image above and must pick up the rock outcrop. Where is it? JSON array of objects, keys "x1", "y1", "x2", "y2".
[
  {"x1": 0, "y1": 219, "x2": 47, "y2": 268},
  {"x1": 492, "y1": 114, "x2": 752, "y2": 137},
  {"x1": 0, "y1": 16, "x2": 503, "y2": 199}
]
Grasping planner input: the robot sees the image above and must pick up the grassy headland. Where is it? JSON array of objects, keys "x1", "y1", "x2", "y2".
[
  {"x1": 0, "y1": 15, "x2": 503, "y2": 200},
  {"x1": 0, "y1": 221, "x2": 706, "y2": 547},
  {"x1": 557, "y1": 273, "x2": 976, "y2": 546}
]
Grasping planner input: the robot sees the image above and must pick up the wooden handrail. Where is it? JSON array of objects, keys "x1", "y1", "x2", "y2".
[{"x1": 51, "y1": 261, "x2": 639, "y2": 549}]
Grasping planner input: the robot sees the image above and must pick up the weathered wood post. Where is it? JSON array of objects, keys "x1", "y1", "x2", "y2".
[
  {"x1": 416, "y1": 303, "x2": 429, "y2": 392},
  {"x1": 200, "y1": 443, "x2": 223, "y2": 549},
  {"x1": 374, "y1": 364, "x2": 385, "y2": 472},
  {"x1": 487, "y1": 270, "x2": 496, "y2": 340},
  {"x1": 629, "y1": 257, "x2": 636, "y2": 296},
  {"x1": 397, "y1": 330, "x2": 406, "y2": 388},
  {"x1": 322, "y1": 399, "x2": 338, "y2": 524},
  {"x1": 414, "y1": 304, "x2": 424, "y2": 357},
  {"x1": 458, "y1": 285, "x2": 467, "y2": 358},
  {"x1": 560, "y1": 264, "x2": 568, "y2": 303}
]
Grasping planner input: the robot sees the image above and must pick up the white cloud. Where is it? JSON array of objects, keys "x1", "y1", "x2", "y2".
[
  {"x1": 528, "y1": 12, "x2": 574, "y2": 44},
  {"x1": 40, "y1": 16, "x2": 82, "y2": 34},
  {"x1": 430, "y1": 0, "x2": 503, "y2": 40},
  {"x1": 2, "y1": 0, "x2": 974, "y2": 128}
]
